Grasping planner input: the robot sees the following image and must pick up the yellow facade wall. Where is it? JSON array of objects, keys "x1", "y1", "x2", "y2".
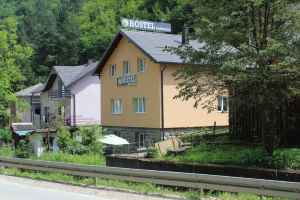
[
  {"x1": 101, "y1": 37, "x2": 162, "y2": 128},
  {"x1": 162, "y1": 64, "x2": 229, "y2": 128},
  {"x1": 100, "y1": 36, "x2": 228, "y2": 129}
]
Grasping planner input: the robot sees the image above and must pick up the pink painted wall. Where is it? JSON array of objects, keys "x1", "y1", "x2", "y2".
[{"x1": 71, "y1": 75, "x2": 101, "y2": 125}]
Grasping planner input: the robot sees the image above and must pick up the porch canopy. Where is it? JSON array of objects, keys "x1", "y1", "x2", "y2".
[{"x1": 99, "y1": 134, "x2": 129, "y2": 146}]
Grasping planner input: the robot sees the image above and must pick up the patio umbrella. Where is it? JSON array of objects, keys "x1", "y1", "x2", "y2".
[{"x1": 99, "y1": 134, "x2": 129, "y2": 146}]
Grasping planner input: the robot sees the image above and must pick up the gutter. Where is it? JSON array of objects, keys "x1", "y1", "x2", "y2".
[{"x1": 160, "y1": 65, "x2": 167, "y2": 140}]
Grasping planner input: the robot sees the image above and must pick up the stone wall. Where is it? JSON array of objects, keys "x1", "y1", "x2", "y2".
[
  {"x1": 103, "y1": 126, "x2": 161, "y2": 150},
  {"x1": 103, "y1": 126, "x2": 218, "y2": 152}
]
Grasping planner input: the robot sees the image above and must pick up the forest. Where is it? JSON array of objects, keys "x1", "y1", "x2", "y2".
[
  {"x1": 0, "y1": 0, "x2": 192, "y2": 120},
  {"x1": 0, "y1": 0, "x2": 192, "y2": 85}
]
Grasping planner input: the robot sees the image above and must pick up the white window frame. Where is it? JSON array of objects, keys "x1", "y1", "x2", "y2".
[
  {"x1": 137, "y1": 58, "x2": 145, "y2": 72},
  {"x1": 135, "y1": 132, "x2": 146, "y2": 148},
  {"x1": 111, "y1": 99, "x2": 123, "y2": 114},
  {"x1": 123, "y1": 61, "x2": 130, "y2": 75},
  {"x1": 217, "y1": 96, "x2": 228, "y2": 112},
  {"x1": 133, "y1": 97, "x2": 146, "y2": 113},
  {"x1": 110, "y1": 64, "x2": 116, "y2": 77}
]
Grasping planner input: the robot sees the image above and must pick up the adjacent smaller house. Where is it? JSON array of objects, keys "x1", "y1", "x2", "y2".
[
  {"x1": 13, "y1": 83, "x2": 44, "y2": 128},
  {"x1": 41, "y1": 61, "x2": 101, "y2": 128}
]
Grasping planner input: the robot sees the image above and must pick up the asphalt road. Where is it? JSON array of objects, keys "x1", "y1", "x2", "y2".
[{"x1": 0, "y1": 175, "x2": 175, "y2": 200}]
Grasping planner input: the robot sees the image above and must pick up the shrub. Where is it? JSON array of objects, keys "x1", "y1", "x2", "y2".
[
  {"x1": 0, "y1": 128, "x2": 12, "y2": 144},
  {"x1": 57, "y1": 125, "x2": 72, "y2": 152},
  {"x1": 15, "y1": 139, "x2": 31, "y2": 158},
  {"x1": 147, "y1": 147, "x2": 159, "y2": 158},
  {"x1": 75, "y1": 126, "x2": 103, "y2": 154}
]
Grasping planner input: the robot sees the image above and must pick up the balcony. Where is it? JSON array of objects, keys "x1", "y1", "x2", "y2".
[
  {"x1": 49, "y1": 89, "x2": 71, "y2": 99},
  {"x1": 117, "y1": 74, "x2": 137, "y2": 86}
]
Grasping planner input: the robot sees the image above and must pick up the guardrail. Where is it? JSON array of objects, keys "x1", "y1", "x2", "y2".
[{"x1": 0, "y1": 156, "x2": 300, "y2": 199}]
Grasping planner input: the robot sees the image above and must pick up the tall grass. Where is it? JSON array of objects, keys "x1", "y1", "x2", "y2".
[
  {"x1": 0, "y1": 146, "x2": 14, "y2": 157},
  {"x1": 164, "y1": 144, "x2": 300, "y2": 170},
  {"x1": 31, "y1": 152, "x2": 106, "y2": 166}
]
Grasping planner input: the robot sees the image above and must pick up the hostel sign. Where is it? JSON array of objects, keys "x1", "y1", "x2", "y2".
[{"x1": 121, "y1": 18, "x2": 171, "y2": 33}]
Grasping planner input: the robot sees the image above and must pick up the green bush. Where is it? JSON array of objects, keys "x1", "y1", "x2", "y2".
[
  {"x1": 0, "y1": 146, "x2": 14, "y2": 157},
  {"x1": 57, "y1": 125, "x2": 103, "y2": 155},
  {"x1": 77, "y1": 126, "x2": 103, "y2": 154},
  {"x1": 146, "y1": 147, "x2": 159, "y2": 158},
  {"x1": 57, "y1": 125, "x2": 72, "y2": 152},
  {"x1": 0, "y1": 128, "x2": 12, "y2": 144},
  {"x1": 15, "y1": 139, "x2": 31, "y2": 158}
]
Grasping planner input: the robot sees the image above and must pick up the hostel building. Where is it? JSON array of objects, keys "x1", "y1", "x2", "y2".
[{"x1": 95, "y1": 29, "x2": 228, "y2": 148}]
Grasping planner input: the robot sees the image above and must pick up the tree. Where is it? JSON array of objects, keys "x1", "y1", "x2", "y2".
[
  {"x1": 0, "y1": 16, "x2": 32, "y2": 123},
  {"x1": 17, "y1": 0, "x2": 82, "y2": 82},
  {"x1": 78, "y1": 0, "x2": 118, "y2": 61},
  {"x1": 172, "y1": 0, "x2": 300, "y2": 155}
]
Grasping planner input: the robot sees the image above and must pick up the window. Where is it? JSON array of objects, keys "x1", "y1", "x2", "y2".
[
  {"x1": 111, "y1": 99, "x2": 123, "y2": 114},
  {"x1": 133, "y1": 97, "x2": 146, "y2": 113},
  {"x1": 44, "y1": 107, "x2": 49, "y2": 123},
  {"x1": 217, "y1": 96, "x2": 228, "y2": 112},
  {"x1": 135, "y1": 132, "x2": 145, "y2": 148},
  {"x1": 137, "y1": 58, "x2": 145, "y2": 72},
  {"x1": 123, "y1": 61, "x2": 130, "y2": 75},
  {"x1": 110, "y1": 64, "x2": 116, "y2": 77}
]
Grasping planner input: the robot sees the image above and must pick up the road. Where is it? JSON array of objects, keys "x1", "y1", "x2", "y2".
[{"x1": 0, "y1": 175, "x2": 177, "y2": 200}]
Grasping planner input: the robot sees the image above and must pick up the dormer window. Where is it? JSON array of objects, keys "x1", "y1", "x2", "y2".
[{"x1": 123, "y1": 61, "x2": 130, "y2": 75}]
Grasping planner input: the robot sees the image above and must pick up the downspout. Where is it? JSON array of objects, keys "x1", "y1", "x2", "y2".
[
  {"x1": 72, "y1": 94, "x2": 76, "y2": 127},
  {"x1": 30, "y1": 94, "x2": 33, "y2": 122},
  {"x1": 160, "y1": 65, "x2": 167, "y2": 140}
]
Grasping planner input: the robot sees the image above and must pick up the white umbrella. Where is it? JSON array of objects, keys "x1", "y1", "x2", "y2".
[{"x1": 99, "y1": 134, "x2": 129, "y2": 146}]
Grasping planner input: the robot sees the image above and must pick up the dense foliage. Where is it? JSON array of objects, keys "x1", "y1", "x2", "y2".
[
  {"x1": 57, "y1": 125, "x2": 103, "y2": 155},
  {"x1": 0, "y1": 0, "x2": 192, "y2": 84},
  {"x1": 171, "y1": 0, "x2": 300, "y2": 154}
]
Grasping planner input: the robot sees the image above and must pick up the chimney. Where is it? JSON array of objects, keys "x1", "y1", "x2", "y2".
[{"x1": 182, "y1": 25, "x2": 189, "y2": 45}]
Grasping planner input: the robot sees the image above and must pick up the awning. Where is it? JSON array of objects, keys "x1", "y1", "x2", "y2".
[
  {"x1": 99, "y1": 134, "x2": 129, "y2": 146},
  {"x1": 15, "y1": 130, "x2": 35, "y2": 136}
]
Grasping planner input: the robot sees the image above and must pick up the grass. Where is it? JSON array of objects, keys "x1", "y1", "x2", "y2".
[
  {"x1": 0, "y1": 167, "x2": 288, "y2": 200},
  {"x1": 163, "y1": 144, "x2": 300, "y2": 170},
  {"x1": 31, "y1": 152, "x2": 106, "y2": 166},
  {"x1": 0, "y1": 146, "x2": 105, "y2": 166},
  {"x1": 0, "y1": 146, "x2": 14, "y2": 157}
]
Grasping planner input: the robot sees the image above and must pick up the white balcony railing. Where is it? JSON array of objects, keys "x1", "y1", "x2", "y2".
[{"x1": 117, "y1": 74, "x2": 137, "y2": 86}]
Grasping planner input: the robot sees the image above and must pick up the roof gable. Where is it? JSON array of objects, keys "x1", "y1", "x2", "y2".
[
  {"x1": 43, "y1": 62, "x2": 98, "y2": 92},
  {"x1": 16, "y1": 83, "x2": 44, "y2": 97},
  {"x1": 95, "y1": 30, "x2": 205, "y2": 74}
]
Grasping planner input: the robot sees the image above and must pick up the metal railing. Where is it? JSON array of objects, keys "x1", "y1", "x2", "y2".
[
  {"x1": 49, "y1": 89, "x2": 72, "y2": 99},
  {"x1": 0, "y1": 156, "x2": 299, "y2": 199}
]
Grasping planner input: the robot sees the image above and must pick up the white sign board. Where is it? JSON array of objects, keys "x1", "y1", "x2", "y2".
[{"x1": 121, "y1": 18, "x2": 171, "y2": 33}]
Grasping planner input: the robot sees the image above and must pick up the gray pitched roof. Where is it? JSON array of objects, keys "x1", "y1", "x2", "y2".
[
  {"x1": 43, "y1": 61, "x2": 99, "y2": 91},
  {"x1": 16, "y1": 83, "x2": 44, "y2": 97},
  {"x1": 95, "y1": 30, "x2": 206, "y2": 74},
  {"x1": 122, "y1": 30, "x2": 205, "y2": 63}
]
